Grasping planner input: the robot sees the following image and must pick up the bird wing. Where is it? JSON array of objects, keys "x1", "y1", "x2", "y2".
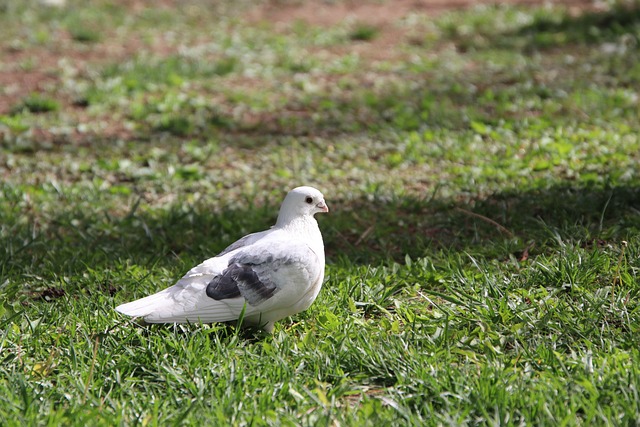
[
  {"x1": 208, "y1": 239, "x2": 322, "y2": 309},
  {"x1": 214, "y1": 229, "x2": 271, "y2": 257},
  {"x1": 115, "y1": 233, "x2": 322, "y2": 324}
]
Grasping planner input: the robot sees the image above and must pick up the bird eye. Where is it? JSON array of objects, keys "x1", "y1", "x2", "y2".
[{"x1": 305, "y1": 196, "x2": 313, "y2": 204}]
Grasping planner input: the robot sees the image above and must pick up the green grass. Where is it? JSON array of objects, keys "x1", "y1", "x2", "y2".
[
  {"x1": 349, "y1": 23, "x2": 380, "y2": 41},
  {"x1": 1, "y1": 0, "x2": 640, "y2": 425},
  {"x1": 11, "y1": 94, "x2": 60, "y2": 114}
]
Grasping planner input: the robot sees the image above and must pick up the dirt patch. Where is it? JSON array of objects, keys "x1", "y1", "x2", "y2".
[
  {"x1": 1, "y1": 0, "x2": 603, "y2": 141},
  {"x1": 247, "y1": 0, "x2": 600, "y2": 62},
  {"x1": 32, "y1": 287, "x2": 66, "y2": 302},
  {"x1": 249, "y1": 0, "x2": 600, "y2": 27},
  {"x1": 0, "y1": 24, "x2": 176, "y2": 115}
]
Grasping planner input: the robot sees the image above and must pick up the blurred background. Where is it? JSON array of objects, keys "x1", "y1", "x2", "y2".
[{"x1": 1, "y1": 1, "x2": 639, "y2": 424}]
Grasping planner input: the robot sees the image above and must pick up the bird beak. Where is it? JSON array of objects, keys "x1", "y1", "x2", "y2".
[{"x1": 316, "y1": 201, "x2": 329, "y2": 213}]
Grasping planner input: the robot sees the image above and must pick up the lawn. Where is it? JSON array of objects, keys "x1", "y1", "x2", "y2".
[{"x1": 1, "y1": 0, "x2": 639, "y2": 425}]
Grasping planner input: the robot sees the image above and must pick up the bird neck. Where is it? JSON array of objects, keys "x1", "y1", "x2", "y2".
[
  {"x1": 277, "y1": 215, "x2": 325, "y2": 263},
  {"x1": 276, "y1": 213, "x2": 317, "y2": 232}
]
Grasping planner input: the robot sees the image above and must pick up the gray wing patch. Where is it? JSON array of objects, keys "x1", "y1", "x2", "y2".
[
  {"x1": 206, "y1": 262, "x2": 278, "y2": 306},
  {"x1": 233, "y1": 263, "x2": 279, "y2": 306},
  {"x1": 205, "y1": 271, "x2": 241, "y2": 300}
]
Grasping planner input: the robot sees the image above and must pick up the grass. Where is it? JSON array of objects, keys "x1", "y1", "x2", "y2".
[
  {"x1": 349, "y1": 23, "x2": 380, "y2": 41},
  {"x1": 11, "y1": 94, "x2": 60, "y2": 114},
  {"x1": 1, "y1": 0, "x2": 640, "y2": 425}
]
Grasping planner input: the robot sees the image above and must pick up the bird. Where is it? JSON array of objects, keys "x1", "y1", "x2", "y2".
[{"x1": 115, "y1": 186, "x2": 329, "y2": 333}]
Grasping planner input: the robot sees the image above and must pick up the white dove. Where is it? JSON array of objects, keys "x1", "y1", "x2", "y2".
[{"x1": 115, "y1": 186, "x2": 328, "y2": 332}]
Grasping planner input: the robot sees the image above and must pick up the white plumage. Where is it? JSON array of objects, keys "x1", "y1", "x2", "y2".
[{"x1": 115, "y1": 186, "x2": 329, "y2": 332}]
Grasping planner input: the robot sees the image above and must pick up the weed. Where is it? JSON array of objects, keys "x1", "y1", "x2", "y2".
[
  {"x1": 11, "y1": 94, "x2": 59, "y2": 114},
  {"x1": 68, "y1": 25, "x2": 101, "y2": 43},
  {"x1": 349, "y1": 23, "x2": 379, "y2": 41}
]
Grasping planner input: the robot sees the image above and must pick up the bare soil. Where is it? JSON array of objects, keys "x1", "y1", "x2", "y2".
[{"x1": 1, "y1": 0, "x2": 599, "y2": 133}]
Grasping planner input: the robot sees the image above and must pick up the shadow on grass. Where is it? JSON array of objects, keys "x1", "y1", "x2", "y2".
[
  {"x1": 115, "y1": 319, "x2": 271, "y2": 344},
  {"x1": 516, "y1": 3, "x2": 640, "y2": 48},
  {"x1": 442, "y1": 3, "x2": 640, "y2": 53},
  {"x1": 326, "y1": 182, "x2": 640, "y2": 263},
  {"x1": 1, "y1": 182, "x2": 638, "y2": 301}
]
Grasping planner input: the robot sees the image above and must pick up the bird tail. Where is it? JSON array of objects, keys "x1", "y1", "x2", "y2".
[
  {"x1": 115, "y1": 290, "x2": 174, "y2": 319},
  {"x1": 115, "y1": 284, "x2": 249, "y2": 324}
]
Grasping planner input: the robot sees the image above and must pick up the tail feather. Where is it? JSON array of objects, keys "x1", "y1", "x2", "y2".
[
  {"x1": 144, "y1": 299, "x2": 244, "y2": 323},
  {"x1": 116, "y1": 288, "x2": 250, "y2": 324},
  {"x1": 115, "y1": 291, "x2": 172, "y2": 318}
]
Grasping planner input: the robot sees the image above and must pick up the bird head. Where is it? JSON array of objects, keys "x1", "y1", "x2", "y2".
[{"x1": 276, "y1": 186, "x2": 328, "y2": 226}]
